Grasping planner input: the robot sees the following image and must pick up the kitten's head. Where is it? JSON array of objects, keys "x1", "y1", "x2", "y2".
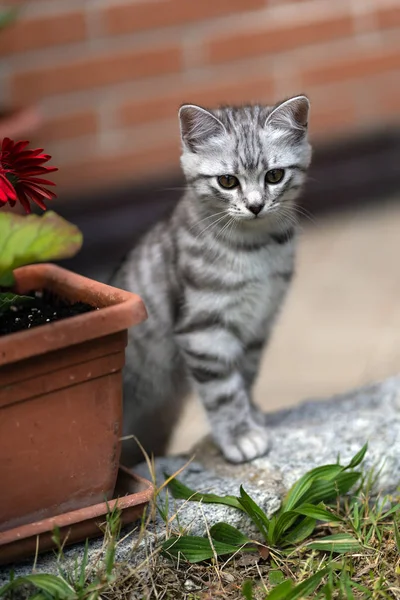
[{"x1": 179, "y1": 96, "x2": 311, "y2": 222}]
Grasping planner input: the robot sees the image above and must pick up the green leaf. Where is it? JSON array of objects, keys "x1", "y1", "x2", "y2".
[
  {"x1": 0, "y1": 292, "x2": 35, "y2": 313},
  {"x1": 306, "y1": 533, "x2": 362, "y2": 554},
  {"x1": 162, "y1": 536, "x2": 238, "y2": 563},
  {"x1": 164, "y1": 473, "x2": 244, "y2": 511},
  {"x1": 265, "y1": 579, "x2": 294, "y2": 599},
  {"x1": 282, "y1": 516, "x2": 316, "y2": 546},
  {"x1": 238, "y1": 486, "x2": 270, "y2": 542},
  {"x1": 0, "y1": 211, "x2": 83, "y2": 286},
  {"x1": 210, "y1": 522, "x2": 251, "y2": 546},
  {"x1": 292, "y1": 503, "x2": 343, "y2": 523},
  {"x1": 296, "y1": 471, "x2": 360, "y2": 507},
  {"x1": 283, "y1": 567, "x2": 330, "y2": 599},
  {"x1": 333, "y1": 471, "x2": 362, "y2": 495},
  {"x1": 1, "y1": 574, "x2": 76, "y2": 598},
  {"x1": 283, "y1": 465, "x2": 343, "y2": 511},
  {"x1": 242, "y1": 580, "x2": 254, "y2": 600},
  {"x1": 270, "y1": 511, "x2": 299, "y2": 545},
  {"x1": 394, "y1": 520, "x2": 400, "y2": 553},
  {"x1": 268, "y1": 570, "x2": 285, "y2": 586},
  {"x1": 344, "y1": 443, "x2": 368, "y2": 470}
]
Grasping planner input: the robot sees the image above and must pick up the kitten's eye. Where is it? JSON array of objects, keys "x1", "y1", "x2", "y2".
[
  {"x1": 217, "y1": 175, "x2": 240, "y2": 189},
  {"x1": 265, "y1": 169, "x2": 285, "y2": 184}
]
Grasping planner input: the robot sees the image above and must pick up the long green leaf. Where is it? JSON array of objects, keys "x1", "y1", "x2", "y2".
[
  {"x1": 265, "y1": 579, "x2": 293, "y2": 599},
  {"x1": 0, "y1": 211, "x2": 82, "y2": 286},
  {"x1": 283, "y1": 465, "x2": 343, "y2": 511},
  {"x1": 1, "y1": 574, "x2": 76, "y2": 598},
  {"x1": 306, "y1": 533, "x2": 362, "y2": 554},
  {"x1": 283, "y1": 566, "x2": 330, "y2": 599},
  {"x1": 238, "y1": 486, "x2": 270, "y2": 541},
  {"x1": 292, "y1": 503, "x2": 343, "y2": 523},
  {"x1": 296, "y1": 471, "x2": 360, "y2": 507},
  {"x1": 162, "y1": 536, "x2": 239, "y2": 563},
  {"x1": 344, "y1": 443, "x2": 368, "y2": 470},
  {"x1": 164, "y1": 473, "x2": 244, "y2": 511},
  {"x1": 210, "y1": 522, "x2": 251, "y2": 546},
  {"x1": 270, "y1": 511, "x2": 299, "y2": 545},
  {"x1": 283, "y1": 516, "x2": 316, "y2": 546}
]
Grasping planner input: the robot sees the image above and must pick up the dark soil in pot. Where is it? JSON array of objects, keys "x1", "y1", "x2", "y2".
[{"x1": 0, "y1": 290, "x2": 97, "y2": 336}]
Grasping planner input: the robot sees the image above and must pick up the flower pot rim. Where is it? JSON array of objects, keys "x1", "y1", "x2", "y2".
[
  {"x1": 0, "y1": 263, "x2": 147, "y2": 366},
  {"x1": 0, "y1": 467, "x2": 154, "y2": 565}
]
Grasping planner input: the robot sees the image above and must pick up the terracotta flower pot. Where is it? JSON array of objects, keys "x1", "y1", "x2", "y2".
[{"x1": 0, "y1": 264, "x2": 147, "y2": 533}]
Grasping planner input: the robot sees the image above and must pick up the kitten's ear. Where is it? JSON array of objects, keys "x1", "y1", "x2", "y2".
[
  {"x1": 265, "y1": 95, "x2": 310, "y2": 132},
  {"x1": 179, "y1": 104, "x2": 226, "y2": 151}
]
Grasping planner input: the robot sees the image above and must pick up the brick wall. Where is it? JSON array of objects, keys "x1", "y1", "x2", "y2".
[{"x1": 1, "y1": 0, "x2": 399, "y2": 198}]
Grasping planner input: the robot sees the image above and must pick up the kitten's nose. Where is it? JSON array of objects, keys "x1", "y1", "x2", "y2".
[{"x1": 249, "y1": 204, "x2": 263, "y2": 216}]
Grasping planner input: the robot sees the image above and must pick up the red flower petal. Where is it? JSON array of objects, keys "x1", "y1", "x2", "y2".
[
  {"x1": 0, "y1": 174, "x2": 17, "y2": 201},
  {"x1": 0, "y1": 138, "x2": 57, "y2": 212},
  {"x1": 16, "y1": 189, "x2": 32, "y2": 213}
]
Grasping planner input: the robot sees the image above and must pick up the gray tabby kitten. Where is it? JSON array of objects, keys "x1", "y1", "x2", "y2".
[{"x1": 112, "y1": 95, "x2": 312, "y2": 465}]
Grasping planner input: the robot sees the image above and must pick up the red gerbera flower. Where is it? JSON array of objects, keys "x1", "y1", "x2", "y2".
[{"x1": 0, "y1": 138, "x2": 58, "y2": 213}]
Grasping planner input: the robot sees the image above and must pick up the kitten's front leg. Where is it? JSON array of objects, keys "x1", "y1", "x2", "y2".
[{"x1": 176, "y1": 329, "x2": 270, "y2": 463}]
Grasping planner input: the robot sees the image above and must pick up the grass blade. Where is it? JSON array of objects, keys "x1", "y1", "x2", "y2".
[
  {"x1": 394, "y1": 520, "x2": 400, "y2": 553},
  {"x1": 210, "y1": 522, "x2": 251, "y2": 546},
  {"x1": 238, "y1": 486, "x2": 270, "y2": 541},
  {"x1": 162, "y1": 536, "x2": 238, "y2": 563},
  {"x1": 306, "y1": 533, "x2": 362, "y2": 553},
  {"x1": 164, "y1": 473, "x2": 244, "y2": 510}
]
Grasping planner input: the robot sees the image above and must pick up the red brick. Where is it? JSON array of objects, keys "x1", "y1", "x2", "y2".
[
  {"x1": 11, "y1": 45, "x2": 182, "y2": 103},
  {"x1": 375, "y1": 76, "x2": 400, "y2": 118},
  {"x1": 54, "y1": 140, "x2": 181, "y2": 192},
  {"x1": 310, "y1": 101, "x2": 357, "y2": 137},
  {"x1": 303, "y1": 48, "x2": 400, "y2": 87},
  {"x1": 118, "y1": 76, "x2": 274, "y2": 127},
  {"x1": 104, "y1": 0, "x2": 264, "y2": 36},
  {"x1": 376, "y1": 5, "x2": 400, "y2": 30},
  {"x1": 0, "y1": 12, "x2": 87, "y2": 56},
  {"x1": 38, "y1": 111, "x2": 98, "y2": 143},
  {"x1": 208, "y1": 15, "x2": 354, "y2": 64}
]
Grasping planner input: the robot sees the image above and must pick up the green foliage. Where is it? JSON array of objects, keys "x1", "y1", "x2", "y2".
[
  {"x1": 0, "y1": 211, "x2": 83, "y2": 312},
  {"x1": 0, "y1": 292, "x2": 34, "y2": 312},
  {"x1": 163, "y1": 444, "x2": 367, "y2": 563},
  {"x1": 164, "y1": 471, "x2": 244, "y2": 510},
  {"x1": 265, "y1": 566, "x2": 332, "y2": 599},
  {"x1": 162, "y1": 536, "x2": 243, "y2": 563},
  {"x1": 0, "y1": 507, "x2": 120, "y2": 600}
]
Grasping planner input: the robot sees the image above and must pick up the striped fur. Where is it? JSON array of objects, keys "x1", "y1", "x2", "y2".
[{"x1": 112, "y1": 95, "x2": 312, "y2": 464}]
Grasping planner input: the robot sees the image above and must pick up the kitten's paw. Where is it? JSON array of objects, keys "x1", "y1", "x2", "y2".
[{"x1": 221, "y1": 424, "x2": 270, "y2": 463}]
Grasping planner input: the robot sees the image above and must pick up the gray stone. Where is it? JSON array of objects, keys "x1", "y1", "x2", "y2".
[{"x1": 1, "y1": 375, "x2": 399, "y2": 586}]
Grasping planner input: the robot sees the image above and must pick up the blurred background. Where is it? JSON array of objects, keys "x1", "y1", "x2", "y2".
[{"x1": 1, "y1": 0, "x2": 399, "y2": 452}]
